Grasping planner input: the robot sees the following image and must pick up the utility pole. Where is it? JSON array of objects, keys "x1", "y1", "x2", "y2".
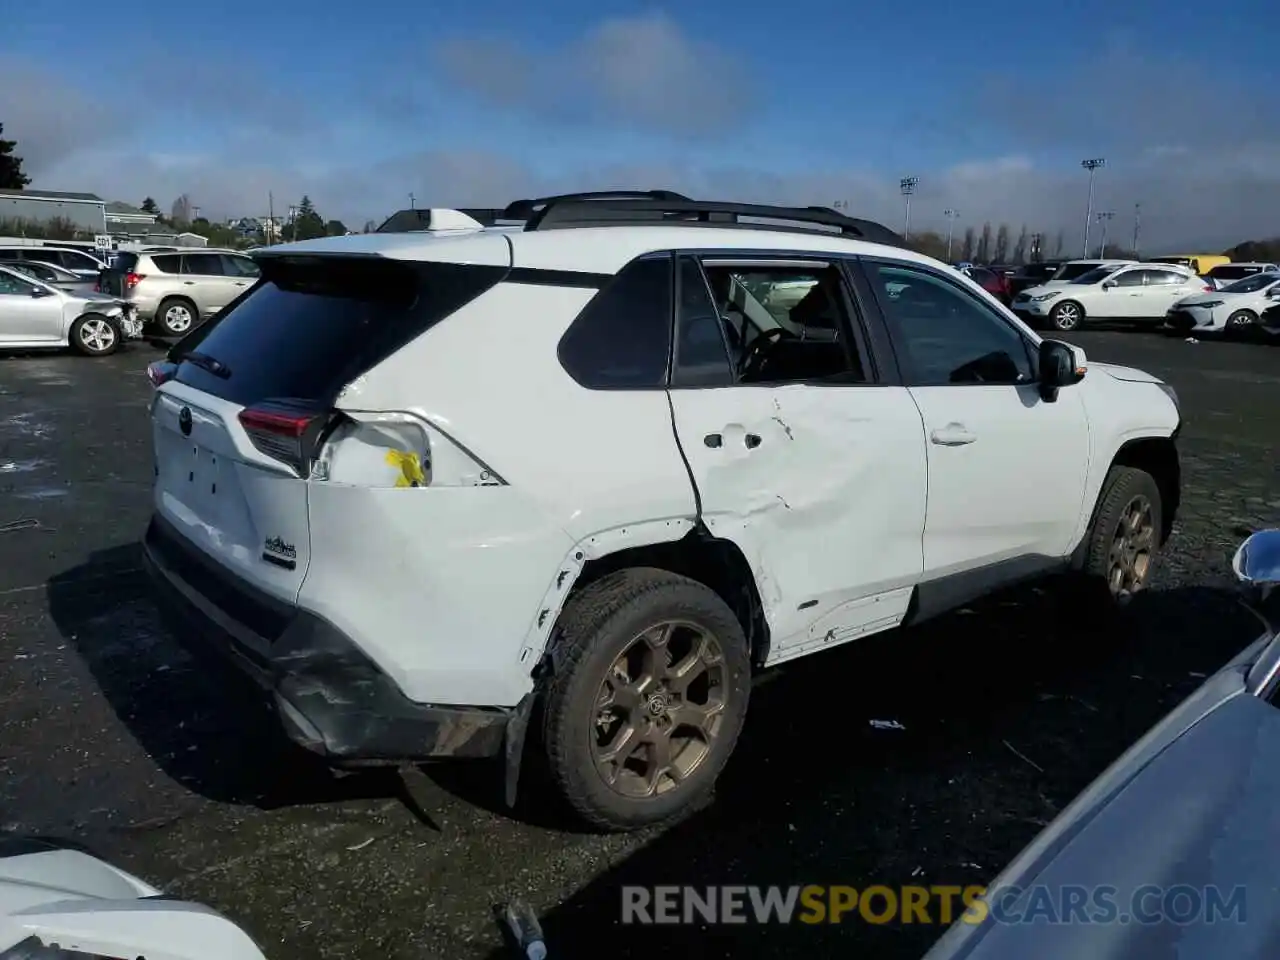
[
  {"x1": 1095, "y1": 211, "x2": 1115, "y2": 258},
  {"x1": 1081, "y1": 158, "x2": 1106, "y2": 258},
  {"x1": 1133, "y1": 203, "x2": 1141, "y2": 258},
  {"x1": 268, "y1": 191, "x2": 275, "y2": 244},
  {"x1": 899, "y1": 176, "x2": 919, "y2": 240},
  {"x1": 944, "y1": 209, "x2": 959, "y2": 261}
]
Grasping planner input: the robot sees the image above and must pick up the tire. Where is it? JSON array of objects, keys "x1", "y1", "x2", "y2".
[
  {"x1": 1225, "y1": 310, "x2": 1257, "y2": 335},
  {"x1": 1079, "y1": 466, "x2": 1164, "y2": 606},
  {"x1": 156, "y1": 297, "x2": 198, "y2": 336},
  {"x1": 541, "y1": 568, "x2": 751, "y2": 832},
  {"x1": 1049, "y1": 300, "x2": 1085, "y2": 331},
  {"x1": 69, "y1": 313, "x2": 122, "y2": 357}
]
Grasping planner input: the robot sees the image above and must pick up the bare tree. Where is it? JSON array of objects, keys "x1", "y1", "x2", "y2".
[
  {"x1": 1052, "y1": 229, "x2": 1065, "y2": 258},
  {"x1": 362, "y1": 219, "x2": 377, "y2": 234},
  {"x1": 170, "y1": 194, "x2": 192, "y2": 227},
  {"x1": 976, "y1": 222, "x2": 993, "y2": 263},
  {"x1": 1012, "y1": 225, "x2": 1029, "y2": 264},
  {"x1": 961, "y1": 227, "x2": 976, "y2": 262},
  {"x1": 994, "y1": 224, "x2": 1010, "y2": 263}
]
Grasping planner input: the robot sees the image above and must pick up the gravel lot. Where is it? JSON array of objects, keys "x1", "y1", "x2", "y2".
[{"x1": 2, "y1": 330, "x2": 1278, "y2": 960}]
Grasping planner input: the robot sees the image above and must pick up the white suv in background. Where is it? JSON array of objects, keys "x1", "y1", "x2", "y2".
[
  {"x1": 142, "y1": 192, "x2": 1182, "y2": 831},
  {"x1": 1166, "y1": 271, "x2": 1280, "y2": 335},
  {"x1": 1012, "y1": 262, "x2": 1209, "y2": 331},
  {"x1": 100, "y1": 249, "x2": 260, "y2": 335}
]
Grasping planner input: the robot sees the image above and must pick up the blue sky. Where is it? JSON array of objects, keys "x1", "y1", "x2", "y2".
[{"x1": 3, "y1": 0, "x2": 1279, "y2": 249}]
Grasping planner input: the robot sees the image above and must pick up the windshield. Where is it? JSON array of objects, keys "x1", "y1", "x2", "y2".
[
  {"x1": 1222, "y1": 274, "x2": 1279, "y2": 294},
  {"x1": 1209, "y1": 265, "x2": 1265, "y2": 282},
  {"x1": 1052, "y1": 262, "x2": 1105, "y2": 281},
  {"x1": 1072, "y1": 266, "x2": 1118, "y2": 285}
]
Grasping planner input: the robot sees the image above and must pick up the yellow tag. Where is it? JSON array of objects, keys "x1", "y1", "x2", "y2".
[{"x1": 384, "y1": 449, "x2": 426, "y2": 487}]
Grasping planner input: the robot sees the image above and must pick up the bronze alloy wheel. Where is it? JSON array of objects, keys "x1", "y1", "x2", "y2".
[
  {"x1": 591, "y1": 620, "x2": 727, "y2": 799},
  {"x1": 1108, "y1": 493, "x2": 1156, "y2": 598}
]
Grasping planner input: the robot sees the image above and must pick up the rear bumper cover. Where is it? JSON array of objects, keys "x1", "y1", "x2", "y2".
[{"x1": 142, "y1": 514, "x2": 511, "y2": 762}]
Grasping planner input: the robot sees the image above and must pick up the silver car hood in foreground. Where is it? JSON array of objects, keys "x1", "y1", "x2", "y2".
[
  {"x1": 925, "y1": 633, "x2": 1279, "y2": 960},
  {"x1": 0, "y1": 839, "x2": 266, "y2": 959}
]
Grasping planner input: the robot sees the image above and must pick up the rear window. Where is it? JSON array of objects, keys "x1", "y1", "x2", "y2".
[
  {"x1": 171, "y1": 256, "x2": 505, "y2": 406},
  {"x1": 109, "y1": 252, "x2": 139, "y2": 273},
  {"x1": 1208, "y1": 265, "x2": 1261, "y2": 281}
]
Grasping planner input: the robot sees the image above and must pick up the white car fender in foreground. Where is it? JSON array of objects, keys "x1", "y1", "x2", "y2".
[{"x1": 1, "y1": 841, "x2": 266, "y2": 960}]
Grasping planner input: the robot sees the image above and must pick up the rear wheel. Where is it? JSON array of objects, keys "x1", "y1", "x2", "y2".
[
  {"x1": 157, "y1": 297, "x2": 198, "y2": 336},
  {"x1": 541, "y1": 568, "x2": 751, "y2": 832},
  {"x1": 1079, "y1": 466, "x2": 1164, "y2": 605},
  {"x1": 1226, "y1": 309, "x2": 1257, "y2": 335},
  {"x1": 1049, "y1": 300, "x2": 1084, "y2": 331},
  {"x1": 69, "y1": 313, "x2": 121, "y2": 356}
]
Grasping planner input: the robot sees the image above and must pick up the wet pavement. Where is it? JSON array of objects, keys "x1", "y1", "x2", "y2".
[{"x1": 1, "y1": 331, "x2": 1278, "y2": 960}]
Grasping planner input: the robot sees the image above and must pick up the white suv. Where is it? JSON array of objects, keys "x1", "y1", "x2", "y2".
[
  {"x1": 1012, "y1": 262, "x2": 1208, "y2": 331},
  {"x1": 142, "y1": 193, "x2": 1182, "y2": 831}
]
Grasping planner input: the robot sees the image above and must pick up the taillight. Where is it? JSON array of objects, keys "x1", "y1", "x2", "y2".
[
  {"x1": 146, "y1": 360, "x2": 176, "y2": 386},
  {"x1": 239, "y1": 402, "x2": 336, "y2": 476},
  {"x1": 125, "y1": 271, "x2": 144, "y2": 289},
  {"x1": 1203, "y1": 285, "x2": 1213, "y2": 291}
]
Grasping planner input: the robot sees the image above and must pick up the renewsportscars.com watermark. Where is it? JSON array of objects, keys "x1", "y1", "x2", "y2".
[{"x1": 621, "y1": 884, "x2": 1248, "y2": 926}]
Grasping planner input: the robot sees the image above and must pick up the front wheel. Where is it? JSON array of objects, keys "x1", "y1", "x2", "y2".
[
  {"x1": 1079, "y1": 466, "x2": 1164, "y2": 605},
  {"x1": 1049, "y1": 300, "x2": 1084, "y2": 331},
  {"x1": 541, "y1": 569, "x2": 751, "y2": 831},
  {"x1": 1226, "y1": 309, "x2": 1258, "y2": 335},
  {"x1": 69, "y1": 313, "x2": 121, "y2": 356}
]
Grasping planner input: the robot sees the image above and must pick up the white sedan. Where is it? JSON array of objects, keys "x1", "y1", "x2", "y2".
[
  {"x1": 0, "y1": 264, "x2": 144, "y2": 356},
  {"x1": 1010, "y1": 262, "x2": 1209, "y2": 331},
  {"x1": 1166, "y1": 271, "x2": 1280, "y2": 335}
]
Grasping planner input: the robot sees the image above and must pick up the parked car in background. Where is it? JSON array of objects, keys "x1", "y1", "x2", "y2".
[
  {"x1": 0, "y1": 258, "x2": 99, "y2": 296},
  {"x1": 1008, "y1": 261, "x2": 1062, "y2": 299},
  {"x1": 925, "y1": 528, "x2": 1280, "y2": 960},
  {"x1": 1166, "y1": 272, "x2": 1280, "y2": 336},
  {"x1": 1045, "y1": 259, "x2": 1137, "y2": 285},
  {"x1": 0, "y1": 244, "x2": 107, "y2": 279},
  {"x1": 0, "y1": 264, "x2": 142, "y2": 355},
  {"x1": 960, "y1": 264, "x2": 1012, "y2": 304},
  {"x1": 99, "y1": 249, "x2": 260, "y2": 335},
  {"x1": 1203, "y1": 261, "x2": 1278, "y2": 290},
  {"x1": 1147, "y1": 253, "x2": 1231, "y2": 276},
  {"x1": 1013, "y1": 262, "x2": 1207, "y2": 331}
]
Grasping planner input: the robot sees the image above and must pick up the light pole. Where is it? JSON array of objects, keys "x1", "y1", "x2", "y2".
[
  {"x1": 1081, "y1": 158, "x2": 1105, "y2": 257},
  {"x1": 944, "y1": 208, "x2": 959, "y2": 261},
  {"x1": 1095, "y1": 211, "x2": 1115, "y2": 258},
  {"x1": 900, "y1": 176, "x2": 919, "y2": 240}
]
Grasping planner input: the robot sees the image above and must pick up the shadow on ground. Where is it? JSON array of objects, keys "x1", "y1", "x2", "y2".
[
  {"x1": 474, "y1": 580, "x2": 1261, "y2": 960},
  {"x1": 46, "y1": 543, "x2": 409, "y2": 811}
]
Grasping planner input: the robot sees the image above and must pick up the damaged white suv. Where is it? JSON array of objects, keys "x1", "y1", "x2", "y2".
[{"x1": 143, "y1": 192, "x2": 1182, "y2": 831}]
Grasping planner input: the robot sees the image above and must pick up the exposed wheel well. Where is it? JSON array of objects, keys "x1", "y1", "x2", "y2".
[
  {"x1": 566, "y1": 525, "x2": 771, "y2": 667},
  {"x1": 1111, "y1": 437, "x2": 1180, "y2": 544}
]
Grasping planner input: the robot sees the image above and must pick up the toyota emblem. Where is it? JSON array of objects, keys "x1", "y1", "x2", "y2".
[{"x1": 178, "y1": 406, "x2": 192, "y2": 437}]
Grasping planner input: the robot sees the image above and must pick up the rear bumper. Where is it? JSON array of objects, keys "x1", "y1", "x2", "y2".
[{"x1": 142, "y1": 514, "x2": 511, "y2": 763}]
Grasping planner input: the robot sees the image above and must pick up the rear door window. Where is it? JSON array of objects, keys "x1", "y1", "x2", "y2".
[
  {"x1": 182, "y1": 253, "x2": 226, "y2": 276},
  {"x1": 171, "y1": 257, "x2": 505, "y2": 406},
  {"x1": 151, "y1": 254, "x2": 181, "y2": 274}
]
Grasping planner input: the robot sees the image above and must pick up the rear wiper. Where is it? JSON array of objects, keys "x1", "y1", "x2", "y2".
[{"x1": 180, "y1": 351, "x2": 232, "y2": 379}]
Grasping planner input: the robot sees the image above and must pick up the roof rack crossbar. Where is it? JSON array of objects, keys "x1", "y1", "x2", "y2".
[{"x1": 523, "y1": 198, "x2": 904, "y2": 246}]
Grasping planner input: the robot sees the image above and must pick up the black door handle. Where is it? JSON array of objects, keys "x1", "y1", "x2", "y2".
[
  {"x1": 704, "y1": 433, "x2": 722, "y2": 448},
  {"x1": 745, "y1": 433, "x2": 762, "y2": 449}
]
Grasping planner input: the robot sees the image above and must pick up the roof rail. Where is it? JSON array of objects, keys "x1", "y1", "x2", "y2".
[
  {"x1": 501, "y1": 190, "x2": 692, "y2": 222},
  {"x1": 523, "y1": 198, "x2": 905, "y2": 246}
]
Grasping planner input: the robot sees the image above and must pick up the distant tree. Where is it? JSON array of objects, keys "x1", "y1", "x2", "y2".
[
  {"x1": 291, "y1": 195, "x2": 327, "y2": 241},
  {"x1": 0, "y1": 124, "x2": 31, "y2": 189},
  {"x1": 1012, "y1": 225, "x2": 1029, "y2": 265},
  {"x1": 960, "y1": 227, "x2": 976, "y2": 262},
  {"x1": 325, "y1": 219, "x2": 348, "y2": 236},
  {"x1": 362, "y1": 219, "x2": 378, "y2": 234},
  {"x1": 1052, "y1": 229, "x2": 1065, "y2": 258},
  {"x1": 141, "y1": 197, "x2": 160, "y2": 215},
  {"x1": 976, "y1": 222, "x2": 993, "y2": 263},
  {"x1": 170, "y1": 194, "x2": 193, "y2": 226},
  {"x1": 908, "y1": 230, "x2": 947, "y2": 262},
  {"x1": 1101, "y1": 244, "x2": 1139, "y2": 260},
  {"x1": 994, "y1": 224, "x2": 1010, "y2": 263},
  {"x1": 1226, "y1": 238, "x2": 1280, "y2": 261}
]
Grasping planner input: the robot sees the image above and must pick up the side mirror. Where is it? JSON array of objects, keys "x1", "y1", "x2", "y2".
[
  {"x1": 29, "y1": 286, "x2": 52, "y2": 298},
  {"x1": 1101, "y1": 280, "x2": 1116, "y2": 290},
  {"x1": 1038, "y1": 339, "x2": 1085, "y2": 402}
]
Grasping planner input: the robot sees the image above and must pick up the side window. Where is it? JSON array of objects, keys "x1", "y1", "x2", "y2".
[
  {"x1": 868, "y1": 262, "x2": 1034, "y2": 386},
  {"x1": 558, "y1": 256, "x2": 673, "y2": 389},
  {"x1": 1147, "y1": 270, "x2": 1185, "y2": 286},
  {"x1": 671, "y1": 256, "x2": 733, "y2": 387},
  {"x1": 699, "y1": 262, "x2": 866, "y2": 384},
  {"x1": 183, "y1": 253, "x2": 226, "y2": 276},
  {"x1": 152, "y1": 255, "x2": 181, "y2": 274},
  {"x1": 0, "y1": 271, "x2": 36, "y2": 295},
  {"x1": 1112, "y1": 269, "x2": 1146, "y2": 287},
  {"x1": 222, "y1": 255, "x2": 260, "y2": 278}
]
